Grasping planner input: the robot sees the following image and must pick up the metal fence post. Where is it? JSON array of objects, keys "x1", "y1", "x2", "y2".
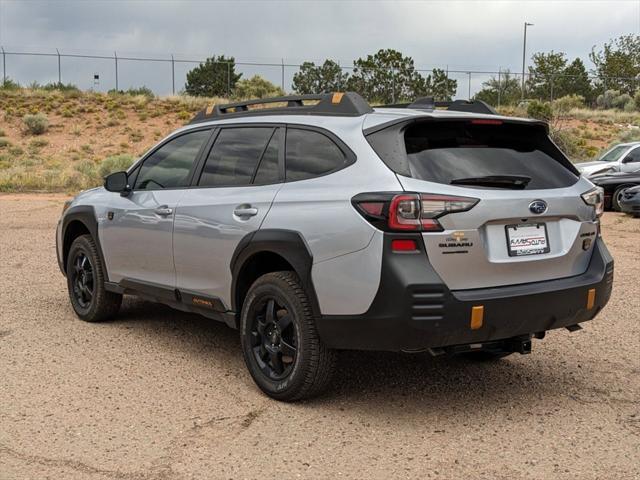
[
  {"x1": 226, "y1": 62, "x2": 230, "y2": 97},
  {"x1": 497, "y1": 67, "x2": 502, "y2": 108},
  {"x1": 171, "y1": 54, "x2": 175, "y2": 94},
  {"x1": 391, "y1": 68, "x2": 395, "y2": 104},
  {"x1": 281, "y1": 58, "x2": 285, "y2": 92},
  {"x1": 468, "y1": 72, "x2": 471, "y2": 99},
  {"x1": 114, "y1": 51, "x2": 118, "y2": 91},
  {"x1": 56, "y1": 48, "x2": 61, "y2": 84},
  {"x1": 550, "y1": 75, "x2": 554, "y2": 102},
  {"x1": 1, "y1": 46, "x2": 5, "y2": 84}
]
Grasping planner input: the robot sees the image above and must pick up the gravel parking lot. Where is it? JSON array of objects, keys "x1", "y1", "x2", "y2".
[{"x1": 1, "y1": 193, "x2": 638, "y2": 480}]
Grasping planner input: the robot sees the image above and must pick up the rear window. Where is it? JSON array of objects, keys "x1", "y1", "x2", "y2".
[{"x1": 368, "y1": 120, "x2": 578, "y2": 190}]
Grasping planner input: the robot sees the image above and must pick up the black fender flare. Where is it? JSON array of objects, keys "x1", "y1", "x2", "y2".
[
  {"x1": 230, "y1": 229, "x2": 320, "y2": 317},
  {"x1": 60, "y1": 205, "x2": 109, "y2": 281}
]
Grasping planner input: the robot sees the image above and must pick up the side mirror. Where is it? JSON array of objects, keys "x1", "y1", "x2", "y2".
[{"x1": 104, "y1": 171, "x2": 131, "y2": 196}]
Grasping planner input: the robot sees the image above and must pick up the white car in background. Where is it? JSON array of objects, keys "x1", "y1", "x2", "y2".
[{"x1": 576, "y1": 142, "x2": 640, "y2": 177}]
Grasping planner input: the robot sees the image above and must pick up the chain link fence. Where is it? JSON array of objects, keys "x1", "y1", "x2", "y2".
[{"x1": 1, "y1": 47, "x2": 638, "y2": 105}]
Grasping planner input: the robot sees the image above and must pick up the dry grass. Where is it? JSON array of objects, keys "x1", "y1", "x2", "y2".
[
  {"x1": 1, "y1": 88, "x2": 639, "y2": 192},
  {"x1": 0, "y1": 88, "x2": 229, "y2": 192}
]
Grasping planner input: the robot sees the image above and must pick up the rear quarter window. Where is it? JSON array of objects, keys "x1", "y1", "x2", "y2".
[
  {"x1": 368, "y1": 120, "x2": 579, "y2": 190},
  {"x1": 285, "y1": 128, "x2": 351, "y2": 181}
]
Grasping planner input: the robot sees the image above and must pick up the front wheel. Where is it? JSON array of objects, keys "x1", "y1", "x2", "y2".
[
  {"x1": 612, "y1": 186, "x2": 631, "y2": 212},
  {"x1": 240, "y1": 271, "x2": 336, "y2": 401},
  {"x1": 66, "y1": 234, "x2": 122, "y2": 322}
]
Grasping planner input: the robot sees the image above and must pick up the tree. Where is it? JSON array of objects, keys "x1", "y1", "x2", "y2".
[
  {"x1": 415, "y1": 68, "x2": 458, "y2": 101},
  {"x1": 556, "y1": 58, "x2": 593, "y2": 103},
  {"x1": 346, "y1": 49, "x2": 425, "y2": 104},
  {"x1": 234, "y1": 75, "x2": 284, "y2": 99},
  {"x1": 590, "y1": 34, "x2": 640, "y2": 95},
  {"x1": 526, "y1": 51, "x2": 568, "y2": 99},
  {"x1": 184, "y1": 55, "x2": 241, "y2": 97},
  {"x1": 292, "y1": 60, "x2": 349, "y2": 94},
  {"x1": 474, "y1": 70, "x2": 521, "y2": 106}
]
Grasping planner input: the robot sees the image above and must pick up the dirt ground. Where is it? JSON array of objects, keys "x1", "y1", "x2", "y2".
[{"x1": 1, "y1": 194, "x2": 638, "y2": 480}]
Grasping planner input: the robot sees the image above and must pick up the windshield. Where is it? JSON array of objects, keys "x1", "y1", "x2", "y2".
[{"x1": 599, "y1": 145, "x2": 627, "y2": 162}]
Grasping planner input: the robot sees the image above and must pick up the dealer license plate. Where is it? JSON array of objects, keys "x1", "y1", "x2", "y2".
[{"x1": 505, "y1": 223, "x2": 550, "y2": 257}]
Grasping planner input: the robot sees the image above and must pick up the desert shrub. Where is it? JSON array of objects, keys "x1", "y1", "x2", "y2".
[
  {"x1": 98, "y1": 154, "x2": 135, "y2": 177},
  {"x1": 74, "y1": 159, "x2": 97, "y2": 178},
  {"x1": 0, "y1": 129, "x2": 5, "y2": 136},
  {"x1": 612, "y1": 93, "x2": 633, "y2": 110},
  {"x1": 596, "y1": 90, "x2": 619, "y2": 109},
  {"x1": 0, "y1": 138, "x2": 10, "y2": 148},
  {"x1": 553, "y1": 94, "x2": 585, "y2": 113},
  {"x1": 41, "y1": 82, "x2": 80, "y2": 93},
  {"x1": 623, "y1": 100, "x2": 637, "y2": 112},
  {"x1": 233, "y1": 75, "x2": 285, "y2": 99},
  {"x1": 0, "y1": 78, "x2": 20, "y2": 90},
  {"x1": 527, "y1": 100, "x2": 553, "y2": 121},
  {"x1": 29, "y1": 138, "x2": 48, "y2": 149},
  {"x1": 108, "y1": 86, "x2": 154, "y2": 98},
  {"x1": 22, "y1": 113, "x2": 49, "y2": 135},
  {"x1": 617, "y1": 129, "x2": 640, "y2": 144},
  {"x1": 634, "y1": 90, "x2": 640, "y2": 111}
]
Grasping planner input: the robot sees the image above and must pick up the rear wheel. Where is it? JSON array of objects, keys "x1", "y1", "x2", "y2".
[
  {"x1": 66, "y1": 234, "x2": 122, "y2": 322},
  {"x1": 240, "y1": 271, "x2": 336, "y2": 401},
  {"x1": 612, "y1": 185, "x2": 632, "y2": 211}
]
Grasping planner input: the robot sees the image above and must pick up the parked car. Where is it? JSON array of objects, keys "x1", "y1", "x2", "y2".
[
  {"x1": 56, "y1": 93, "x2": 613, "y2": 401},
  {"x1": 575, "y1": 142, "x2": 640, "y2": 177},
  {"x1": 590, "y1": 168, "x2": 640, "y2": 211},
  {"x1": 618, "y1": 185, "x2": 640, "y2": 217}
]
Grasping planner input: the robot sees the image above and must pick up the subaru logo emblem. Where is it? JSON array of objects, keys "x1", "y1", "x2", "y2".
[{"x1": 529, "y1": 200, "x2": 547, "y2": 215}]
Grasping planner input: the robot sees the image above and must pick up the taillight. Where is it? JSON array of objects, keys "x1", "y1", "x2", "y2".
[
  {"x1": 581, "y1": 187, "x2": 604, "y2": 218},
  {"x1": 353, "y1": 192, "x2": 478, "y2": 232}
]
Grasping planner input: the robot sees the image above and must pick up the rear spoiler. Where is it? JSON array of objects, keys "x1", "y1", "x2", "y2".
[{"x1": 380, "y1": 97, "x2": 498, "y2": 115}]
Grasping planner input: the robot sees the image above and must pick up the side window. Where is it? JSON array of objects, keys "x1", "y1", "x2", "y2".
[
  {"x1": 135, "y1": 130, "x2": 210, "y2": 190},
  {"x1": 624, "y1": 148, "x2": 640, "y2": 163},
  {"x1": 199, "y1": 127, "x2": 274, "y2": 187},
  {"x1": 285, "y1": 128, "x2": 347, "y2": 181},
  {"x1": 254, "y1": 128, "x2": 281, "y2": 185}
]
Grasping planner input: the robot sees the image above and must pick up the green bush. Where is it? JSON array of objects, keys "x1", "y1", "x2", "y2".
[
  {"x1": 22, "y1": 113, "x2": 49, "y2": 135},
  {"x1": 612, "y1": 93, "x2": 633, "y2": 110},
  {"x1": 527, "y1": 100, "x2": 553, "y2": 121},
  {"x1": 41, "y1": 82, "x2": 80, "y2": 93},
  {"x1": 553, "y1": 94, "x2": 585, "y2": 113},
  {"x1": 596, "y1": 90, "x2": 619, "y2": 109},
  {"x1": 108, "y1": 86, "x2": 154, "y2": 98},
  {"x1": 233, "y1": 75, "x2": 285, "y2": 99},
  {"x1": 0, "y1": 138, "x2": 11, "y2": 148},
  {"x1": 98, "y1": 154, "x2": 135, "y2": 178},
  {"x1": 0, "y1": 78, "x2": 20, "y2": 90},
  {"x1": 634, "y1": 90, "x2": 640, "y2": 111}
]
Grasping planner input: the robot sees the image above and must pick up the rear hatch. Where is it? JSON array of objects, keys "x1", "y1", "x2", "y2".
[{"x1": 366, "y1": 116, "x2": 600, "y2": 290}]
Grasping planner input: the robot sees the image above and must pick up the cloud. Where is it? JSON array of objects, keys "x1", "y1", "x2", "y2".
[{"x1": 0, "y1": 0, "x2": 637, "y2": 95}]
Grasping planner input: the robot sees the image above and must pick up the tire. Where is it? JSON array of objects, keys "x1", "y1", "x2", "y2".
[
  {"x1": 612, "y1": 186, "x2": 632, "y2": 212},
  {"x1": 240, "y1": 271, "x2": 336, "y2": 401},
  {"x1": 66, "y1": 234, "x2": 122, "y2": 322}
]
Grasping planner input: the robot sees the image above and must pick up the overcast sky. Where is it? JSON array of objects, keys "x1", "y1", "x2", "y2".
[{"x1": 0, "y1": 0, "x2": 638, "y2": 96}]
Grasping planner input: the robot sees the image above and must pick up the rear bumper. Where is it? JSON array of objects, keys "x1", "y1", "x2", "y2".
[{"x1": 317, "y1": 235, "x2": 614, "y2": 351}]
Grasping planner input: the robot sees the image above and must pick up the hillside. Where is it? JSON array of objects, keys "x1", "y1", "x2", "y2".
[{"x1": 0, "y1": 88, "x2": 639, "y2": 192}]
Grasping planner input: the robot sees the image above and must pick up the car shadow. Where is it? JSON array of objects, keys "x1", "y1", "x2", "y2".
[{"x1": 110, "y1": 297, "x2": 583, "y2": 412}]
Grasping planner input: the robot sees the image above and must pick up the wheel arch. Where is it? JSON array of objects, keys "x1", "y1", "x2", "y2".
[
  {"x1": 61, "y1": 206, "x2": 108, "y2": 280},
  {"x1": 230, "y1": 229, "x2": 320, "y2": 325}
]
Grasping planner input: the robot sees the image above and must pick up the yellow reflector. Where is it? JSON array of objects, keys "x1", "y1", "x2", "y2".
[
  {"x1": 332, "y1": 92, "x2": 345, "y2": 104},
  {"x1": 205, "y1": 103, "x2": 215, "y2": 115},
  {"x1": 470, "y1": 306, "x2": 484, "y2": 330},
  {"x1": 587, "y1": 288, "x2": 596, "y2": 310}
]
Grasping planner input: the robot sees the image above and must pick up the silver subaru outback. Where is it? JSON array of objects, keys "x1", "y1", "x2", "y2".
[{"x1": 56, "y1": 92, "x2": 613, "y2": 401}]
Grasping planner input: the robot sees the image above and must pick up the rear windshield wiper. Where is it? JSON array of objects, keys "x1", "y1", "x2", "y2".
[{"x1": 450, "y1": 175, "x2": 531, "y2": 189}]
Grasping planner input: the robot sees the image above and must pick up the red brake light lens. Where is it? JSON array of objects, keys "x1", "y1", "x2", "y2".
[{"x1": 354, "y1": 192, "x2": 478, "y2": 233}]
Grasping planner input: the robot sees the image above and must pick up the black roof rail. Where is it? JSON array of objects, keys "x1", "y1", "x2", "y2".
[
  {"x1": 188, "y1": 92, "x2": 373, "y2": 124},
  {"x1": 379, "y1": 97, "x2": 498, "y2": 115}
]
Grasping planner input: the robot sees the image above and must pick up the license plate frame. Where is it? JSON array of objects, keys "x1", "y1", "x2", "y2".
[{"x1": 505, "y1": 223, "x2": 550, "y2": 257}]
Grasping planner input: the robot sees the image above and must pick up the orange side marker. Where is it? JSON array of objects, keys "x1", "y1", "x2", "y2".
[
  {"x1": 470, "y1": 306, "x2": 484, "y2": 330},
  {"x1": 587, "y1": 289, "x2": 596, "y2": 310}
]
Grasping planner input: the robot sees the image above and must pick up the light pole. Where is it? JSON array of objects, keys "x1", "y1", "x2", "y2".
[{"x1": 521, "y1": 22, "x2": 534, "y2": 102}]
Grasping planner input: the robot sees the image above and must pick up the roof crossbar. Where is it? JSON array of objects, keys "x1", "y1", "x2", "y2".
[{"x1": 189, "y1": 92, "x2": 373, "y2": 124}]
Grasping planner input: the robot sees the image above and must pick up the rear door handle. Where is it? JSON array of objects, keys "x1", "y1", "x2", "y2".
[
  {"x1": 154, "y1": 206, "x2": 173, "y2": 216},
  {"x1": 234, "y1": 205, "x2": 258, "y2": 217}
]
